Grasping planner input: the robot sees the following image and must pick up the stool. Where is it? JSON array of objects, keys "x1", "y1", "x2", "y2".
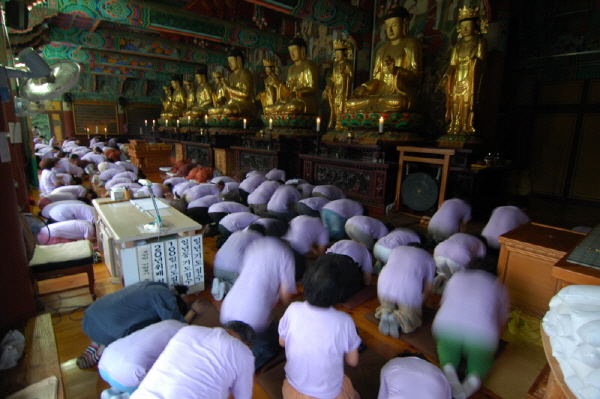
[{"x1": 29, "y1": 240, "x2": 96, "y2": 300}]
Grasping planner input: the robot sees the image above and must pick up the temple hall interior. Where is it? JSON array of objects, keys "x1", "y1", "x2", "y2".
[{"x1": 1, "y1": 0, "x2": 600, "y2": 399}]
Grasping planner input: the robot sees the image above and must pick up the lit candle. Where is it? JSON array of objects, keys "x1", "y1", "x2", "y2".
[
  {"x1": 379, "y1": 116, "x2": 384, "y2": 133},
  {"x1": 316, "y1": 117, "x2": 320, "y2": 132},
  {"x1": 204, "y1": 115, "x2": 208, "y2": 125},
  {"x1": 188, "y1": 116, "x2": 191, "y2": 124},
  {"x1": 166, "y1": 119, "x2": 169, "y2": 126},
  {"x1": 152, "y1": 120, "x2": 156, "y2": 127},
  {"x1": 243, "y1": 118, "x2": 247, "y2": 129},
  {"x1": 86, "y1": 128, "x2": 90, "y2": 139},
  {"x1": 269, "y1": 118, "x2": 273, "y2": 131},
  {"x1": 177, "y1": 119, "x2": 180, "y2": 127},
  {"x1": 145, "y1": 119, "x2": 148, "y2": 127},
  {"x1": 105, "y1": 127, "x2": 108, "y2": 140}
]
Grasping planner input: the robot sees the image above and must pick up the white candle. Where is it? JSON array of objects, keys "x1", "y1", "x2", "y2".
[
  {"x1": 188, "y1": 116, "x2": 191, "y2": 124},
  {"x1": 145, "y1": 120, "x2": 148, "y2": 127},
  {"x1": 204, "y1": 115, "x2": 208, "y2": 125},
  {"x1": 269, "y1": 118, "x2": 273, "y2": 130},
  {"x1": 152, "y1": 120, "x2": 156, "y2": 127},
  {"x1": 139, "y1": 127, "x2": 142, "y2": 134},
  {"x1": 243, "y1": 119, "x2": 247, "y2": 129},
  {"x1": 316, "y1": 117, "x2": 321, "y2": 132},
  {"x1": 177, "y1": 119, "x2": 180, "y2": 127},
  {"x1": 95, "y1": 126, "x2": 98, "y2": 133},
  {"x1": 379, "y1": 117, "x2": 384, "y2": 133}
]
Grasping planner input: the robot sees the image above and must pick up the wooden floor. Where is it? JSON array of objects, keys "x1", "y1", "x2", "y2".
[{"x1": 30, "y1": 171, "x2": 553, "y2": 399}]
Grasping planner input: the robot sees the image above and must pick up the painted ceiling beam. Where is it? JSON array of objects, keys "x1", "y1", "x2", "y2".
[
  {"x1": 41, "y1": 44, "x2": 200, "y2": 79},
  {"x1": 47, "y1": 0, "x2": 292, "y2": 54},
  {"x1": 245, "y1": 0, "x2": 372, "y2": 34},
  {"x1": 48, "y1": 26, "x2": 227, "y2": 66}
]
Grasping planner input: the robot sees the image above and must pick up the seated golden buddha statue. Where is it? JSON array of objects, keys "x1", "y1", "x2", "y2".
[
  {"x1": 208, "y1": 49, "x2": 255, "y2": 119},
  {"x1": 347, "y1": 5, "x2": 422, "y2": 114},
  {"x1": 159, "y1": 85, "x2": 173, "y2": 120},
  {"x1": 184, "y1": 65, "x2": 214, "y2": 120},
  {"x1": 257, "y1": 59, "x2": 280, "y2": 109},
  {"x1": 162, "y1": 75, "x2": 187, "y2": 119},
  {"x1": 263, "y1": 37, "x2": 318, "y2": 117}
]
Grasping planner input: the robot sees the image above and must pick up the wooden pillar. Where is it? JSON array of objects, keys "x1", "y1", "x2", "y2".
[{"x1": 61, "y1": 95, "x2": 75, "y2": 138}]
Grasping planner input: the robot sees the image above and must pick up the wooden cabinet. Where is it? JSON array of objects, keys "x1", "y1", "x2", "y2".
[
  {"x1": 214, "y1": 148, "x2": 234, "y2": 176},
  {"x1": 497, "y1": 223, "x2": 585, "y2": 318}
]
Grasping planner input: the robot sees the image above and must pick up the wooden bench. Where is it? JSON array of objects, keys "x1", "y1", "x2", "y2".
[{"x1": 0, "y1": 314, "x2": 64, "y2": 398}]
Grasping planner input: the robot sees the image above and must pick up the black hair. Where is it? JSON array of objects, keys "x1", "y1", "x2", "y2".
[
  {"x1": 276, "y1": 180, "x2": 285, "y2": 185},
  {"x1": 164, "y1": 182, "x2": 173, "y2": 191},
  {"x1": 69, "y1": 153, "x2": 79, "y2": 160},
  {"x1": 247, "y1": 223, "x2": 266, "y2": 236},
  {"x1": 72, "y1": 176, "x2": 83, "y2": 185},
  {"x1": 77, "y1": 197, "x2": 92, "y2": 206},
  {"x1": 216, "y1": 180, "x2": 225, "y2": 188},
  {"x1": 508, "y1": 195, "x2": 529, "y2": 210},
  {"x1": 452, "y1": 189, "x2": 469, "y2": 201},
  {"x1": 395, "y1": 350, "x2": 428, "y2": 361},
  {"x1": 87, "y1": 190, "x2": 98, "y2": 199},
  {"x1": 223, "y1": 320, "x2": 256, "y2": 348},
  {"x1": 406, "y1": 242, "x2": 424, "y2": 249},
  {"x1": 94, "y1": 146, "x2": 102, "y2": 153},
  {"x1": 138, "y1": 170, "x2": 146, "y2": 179},
  {"x1": 173, "y1": 284, "x2": 189, "y2": 316},
  {"x1": 384, "y1": 222, "x2": 395, "y2": 231},
  {"x1": 303, "y1": 253, "x2": 356, "y2": 307}
]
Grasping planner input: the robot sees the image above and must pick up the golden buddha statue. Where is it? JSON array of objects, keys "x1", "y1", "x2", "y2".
[
  {"x1": 440, "y1": 6, "x2": 487, "y2": 135},
  {"x1": 160, "y1": 85, "x2": 172, "y2": 120},
  {"x1": 257, "y1": 59, "x2": 280, "y2": 109},
  {"x1": 347, "y1": 5, "x2": 422, "y2": 113},
  {"x1": 182, "y1": 77, "x2": 196, "y2": 116},
  {"x1": 183, "y1": 66, "x2": 214, "y2": 120},
  {"x1": 263, "y1": 37, "x2": 318, "y2": 117},
  {"x1": 208, "y1": 48, "x2": 255, "y2": 119},
  {"x1": 211, "y1": 71, "x2": 228, "y2": 108},
  {"x1": 162, "y1": 75, "x2": 187, "y2": 119},
  {"x1": 324, "y1": 40, "x2": 353, "y2": 130}
]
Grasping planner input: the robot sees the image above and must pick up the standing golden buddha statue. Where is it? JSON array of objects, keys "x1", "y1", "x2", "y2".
[
  {"x1": 208, "y1": 48, "x2": 255, "y2": 121},
  {"x1": 263, "y1": 36, "x2": 318, "y2": 122},
  {"x1": 160, "y1": 85, "x2": 172, "y2": 121},
  {"x1": 211, "y1": 71, "x2": 228, "y2": 108},
  {"x1": 324, "y1": 40, "x2": 353, "y2": 130},
  {"x1": 440, "y1": 6, "x2": 488, "y2": 135},
  {"x1": 347, "y1": 5, "x2": 422, "y2": 114},
  {"x1": 258, "y1": 59, "x2": 280, "y2": 109},
  {"x1": 182, "y1": 77, "x2": 196, "y2": 117}
]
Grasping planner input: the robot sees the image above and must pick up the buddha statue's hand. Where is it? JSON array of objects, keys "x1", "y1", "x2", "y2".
[
  {"x1": 351, "y1": 85, "x2": 367, "y2": 98},
  {"x1": 384, "y1": 56, "x2": 397, "y2": 74}
]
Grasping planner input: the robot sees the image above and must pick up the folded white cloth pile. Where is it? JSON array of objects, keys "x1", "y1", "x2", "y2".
[{"x1": 542, "y1": 285, "x2": 600, "y2": 399}]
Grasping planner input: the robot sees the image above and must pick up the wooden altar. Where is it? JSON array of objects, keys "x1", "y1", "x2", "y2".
[{"x1": 300, "y1": 153, "x2": 397, "y2": 218}]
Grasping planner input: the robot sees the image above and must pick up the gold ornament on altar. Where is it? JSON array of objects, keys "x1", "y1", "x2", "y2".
[
  {"x1": 262, "y1": 59, "x2": 277, "y2": 67},
  {"x1": 324, "y1": 39, "x2": 353, "y2": 130},
  {"x1": 438, "y1": 5, "x2": 488, "y2": 136}
]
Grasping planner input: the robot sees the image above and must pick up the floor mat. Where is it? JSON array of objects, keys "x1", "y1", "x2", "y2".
[
  {"x1": 256, "y1": 348, "x2": 388, "y2": 399},
  {"x1": 188, "y1": 298, "x2": 222, "y2": 328},
  {"x1": 365, "y1": 308, "x2": 508, "y2": 363},
  {"x1": 339, "y1": 284, "x2": 377, "y2": 310}
]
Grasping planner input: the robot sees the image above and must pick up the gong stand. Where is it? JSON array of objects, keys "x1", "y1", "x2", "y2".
[{"x1": 393, "y1": 146, "x2": 456, "y2": 212}]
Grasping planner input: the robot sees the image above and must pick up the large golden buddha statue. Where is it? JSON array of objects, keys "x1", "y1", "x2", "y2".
[
  {"x1": 324, "y1": 40, "x2": 353, "y2": 130},
  {"x1": 263, "y1": 37, "x2": 318, "y2": 117},
  {"x1": 440, "y1": 6, "x2": 487, "y2": 135},
  {"x1": 208, "y1": 49, "x2": 255, "y2": 119},
  {"x1": 162, "y1": 75, "x2": 187, "y2": 120},
  {"x1": 347, "y1": 5, "x2": 422, "y2": 113}
]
